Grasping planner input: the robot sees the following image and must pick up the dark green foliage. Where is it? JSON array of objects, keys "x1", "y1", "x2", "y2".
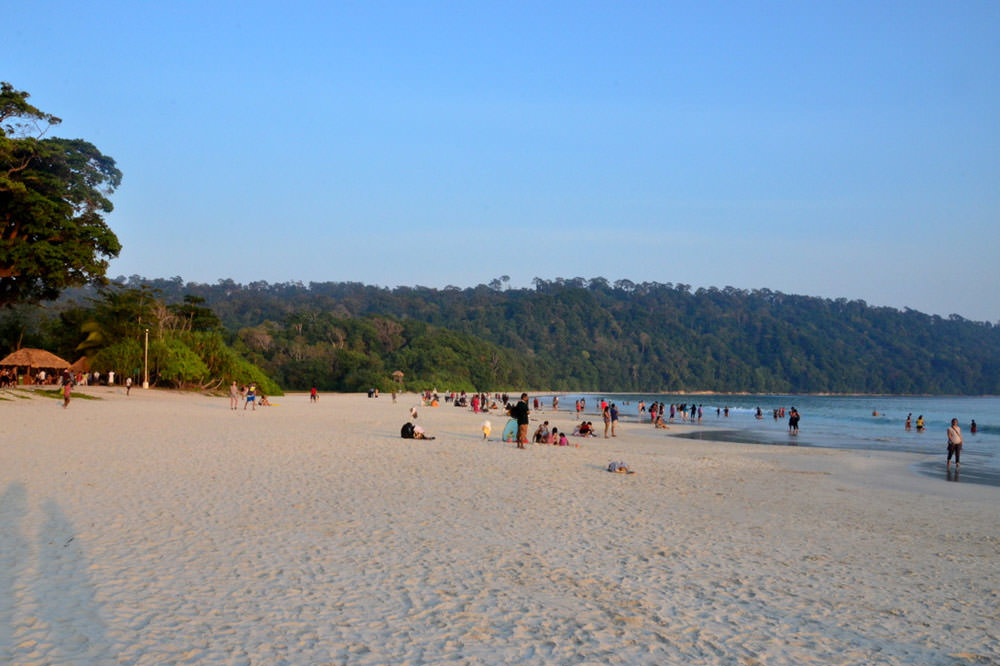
[
  {"x1": 91, "y1": 339, "x2": 142, "y2": 378},
  {"x1": 235, "y1": 311, "x2": 525, "y2": 392},
  {"x1": 1, "y1": 83, "x2": 122, "y2": 308},
  {"x1": 10, "y1": 276, "x2": 1000, "y2": 394},
  {"x1": 78, "y1": 276, "x2": 1000, "y2": 395}
]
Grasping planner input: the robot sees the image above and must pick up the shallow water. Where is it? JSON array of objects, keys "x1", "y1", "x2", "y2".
[{"x1": 546, "y1": 393, "x2": 1000, "y2": 486}]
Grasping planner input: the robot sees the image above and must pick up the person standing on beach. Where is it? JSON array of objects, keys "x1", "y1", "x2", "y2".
[
  {"x1": 610, "y1": 403, "x2": 619, "y2": 437},
  {"x1": 245, "y1": 383, "x2": 257, "y2": 411},
  {"x1": 310, "y1": 386, "x2": 318, "y2": 403},
  {"x1": 229, "y1": 381, "x2": 239, "y2": 410},
  {"x1": 62, "y1": 380, "x2": 72, "y2": 408},
  {"x1": 509, "y1": 393, "x2": 530, "y2": 449},
  {"x1": 788, "y1": 407, "x2": 800, "y2": 434},
  {"x1": 125, "y1": 376, "x2": 133, "y2": 396},
  {"x1": 947, "y1": 418, "x2": 963, "y2": 468}
]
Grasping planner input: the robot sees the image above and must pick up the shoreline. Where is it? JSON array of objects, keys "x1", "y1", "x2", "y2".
[{"x1": 2, "y1": 390, "x2": 997, "y2": 663}]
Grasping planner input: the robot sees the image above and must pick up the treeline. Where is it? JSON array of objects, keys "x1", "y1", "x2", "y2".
[
  {"x1": 0, "y1": 287, "x2": 281, "y2": 394},
  {"x1": 23, "y1": 275, "x2": 999, "y2": 395}
]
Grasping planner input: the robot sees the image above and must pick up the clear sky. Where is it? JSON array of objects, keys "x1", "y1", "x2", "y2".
[{"x1": 8, "y1": 1, "x2": 999, "y2": 321}]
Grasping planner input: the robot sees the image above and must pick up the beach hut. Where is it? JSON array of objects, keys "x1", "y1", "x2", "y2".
[
  {"x1": 0, "y1": 348, "x2": 70, "y2": 384},
  {"x1": 392, "y1": 370, "x2": 404, "y2": 386},
  {"x1": 69, "y1": 356, "x2": 91, "y2": 374}
]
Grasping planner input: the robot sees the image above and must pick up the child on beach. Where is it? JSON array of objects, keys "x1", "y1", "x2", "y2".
[{"x1": 245, "y1": 383, "x2": 256, "y2": 410}]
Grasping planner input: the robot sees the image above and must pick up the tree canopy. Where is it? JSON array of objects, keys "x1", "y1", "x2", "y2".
[
  {"x1": 30, "y1": 276, "x2": 1000, "y2": 395},
  {"x1": 0, "y1": 82, "x2": 122, "y2": 309}
]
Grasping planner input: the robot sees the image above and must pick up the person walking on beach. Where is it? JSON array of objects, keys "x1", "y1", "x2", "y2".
[
  {"x1": 125, "y1": 376, "x2": 133, "y2": 396},
  {"x1": 310, "y1": 386, "x2": 318, "y2": 403},
  {"x1": 509, "y1": 393, "x2": 530, "y2": 449},
  {"x1": 62, "y1": 380, "x2": 72, "y2": 408},
  {"x1": 788, "y1": 407, "x2": 800, "y2": 434},
  {"x1": 947, "y1": 418, "x2": 963, "y2": 469}
]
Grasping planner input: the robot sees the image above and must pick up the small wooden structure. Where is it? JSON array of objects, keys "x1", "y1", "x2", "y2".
[
  {"x1": 69, "y1": 356, "x2": 91, "y2": 375},
  {"x1": 392, "y1": 370, "x2": 405, "y2": 386},
  {"x1": 0, "y1": 348, "x2": 70, "y2": 384}
]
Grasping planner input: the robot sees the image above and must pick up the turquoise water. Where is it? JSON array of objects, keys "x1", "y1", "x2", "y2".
[{"x1": 545, "y1": 393, "x2": 1000, "y2": 486}]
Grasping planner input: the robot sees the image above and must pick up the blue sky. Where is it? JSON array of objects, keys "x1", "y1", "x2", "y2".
[{"x1": 8, "y1": 1, "x2": 999, "y2": 321}]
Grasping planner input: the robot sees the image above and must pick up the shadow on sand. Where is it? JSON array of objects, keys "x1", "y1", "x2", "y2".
[{"x1": 0, "y1": 482, "x2": 111, "y2": 662}]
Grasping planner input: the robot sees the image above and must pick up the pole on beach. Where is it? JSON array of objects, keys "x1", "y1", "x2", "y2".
[{"x1": 143, "y1": 328, "x2": 149, "y2": 389}]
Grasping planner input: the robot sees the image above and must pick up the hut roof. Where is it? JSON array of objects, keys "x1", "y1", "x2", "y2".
[
  {"x1": 69, "y1": 356, "x2": 91, "y2": 373},
  {"x1": 0, "y1": 348, "x2": 70, "y2": 369}
]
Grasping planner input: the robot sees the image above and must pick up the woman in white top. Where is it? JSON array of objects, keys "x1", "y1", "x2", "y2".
[{"x1": 947, "y1": 418, "x2": 963, "y2": 468}]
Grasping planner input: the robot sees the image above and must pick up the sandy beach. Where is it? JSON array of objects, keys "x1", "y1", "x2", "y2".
[{"x1": 1, "y1": 388, "x2": 997, "y2": 665}]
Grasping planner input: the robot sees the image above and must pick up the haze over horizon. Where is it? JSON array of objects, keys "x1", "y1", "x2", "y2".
[{"x1": 9, "y1": 1, "x2": 998, "y2": 322}]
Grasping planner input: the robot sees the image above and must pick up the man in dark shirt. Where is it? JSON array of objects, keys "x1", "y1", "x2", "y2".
[{"x1": 509, "y1": 393, "x2": 530, "y2": 449}]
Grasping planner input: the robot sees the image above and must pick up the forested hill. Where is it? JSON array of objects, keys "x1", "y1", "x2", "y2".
[{"x1": 67, "y1": 276, "x2": 1000, "y2": 395}]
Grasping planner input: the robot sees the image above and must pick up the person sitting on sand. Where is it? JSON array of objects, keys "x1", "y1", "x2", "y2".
[
  {"x1": 654, "y1": 414, "x2": 669, "y2": 429},
  {"x1": 607, "y1": 461, "x2": 634, "y2": 474},
  {"x1": 533, "y1": 421, "x2": 550, "y2": 443},
  {"x1": 259, "y1": 394, "x2": 271, "y2": 406},
  {"x1": 481, "y1": 420, "x2": 492, "y2": 440},
  {"x1": 558, "y1": 431, "x2": 571, "y2": 446},
  {"x1": 412, "y1": 424, "x2": 435, "y2": 440}
]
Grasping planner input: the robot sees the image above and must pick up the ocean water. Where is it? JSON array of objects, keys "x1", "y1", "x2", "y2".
[{"x1": 545, "y1": 393, "x2": 1000, "y2": 486}]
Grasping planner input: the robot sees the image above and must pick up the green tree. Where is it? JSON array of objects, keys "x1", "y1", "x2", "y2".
[{"x1": 0, "y1": 82, "x2": 122, "y2": 308}]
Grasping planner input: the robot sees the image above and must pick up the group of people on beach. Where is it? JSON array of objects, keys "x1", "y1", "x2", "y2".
[
  {"x1": 638, "y1": 401, "x2": 710, "y2": 426},
  {"x1": 228, "y1": 381, "x2": 271, "y2": 410},
  {"x1": 531, "y1": 421, "x2": 573, "y2": 446}
]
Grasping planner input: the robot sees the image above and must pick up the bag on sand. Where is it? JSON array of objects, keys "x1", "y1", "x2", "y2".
[{"x1": 401, "y1": 422, "x2": 415, "y2": 439}]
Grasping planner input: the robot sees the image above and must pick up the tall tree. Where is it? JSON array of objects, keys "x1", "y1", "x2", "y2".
[{"x1": 0, "y1": 82, "x2": 122, "y2": 308}]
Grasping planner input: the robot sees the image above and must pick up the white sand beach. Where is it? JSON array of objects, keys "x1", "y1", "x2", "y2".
[{"x1": 1, "y1": 388, "x2": 997, "y2": 665}]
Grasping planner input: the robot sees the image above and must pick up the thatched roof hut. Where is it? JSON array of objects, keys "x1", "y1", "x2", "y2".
[
  {"x1": 0, "y1": 348, "x2": 70, "y2": 370},
  {"x1": 69, "y1": 356, "x2": 91, "y2": 373},
  {"x1": 0, "y1": 348, "x2": 70, "y2": 384}
]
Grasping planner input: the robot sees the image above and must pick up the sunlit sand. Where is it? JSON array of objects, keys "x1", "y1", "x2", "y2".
[{"x1": 2, "y1": 388, "x2": 997, "y2": 664}]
